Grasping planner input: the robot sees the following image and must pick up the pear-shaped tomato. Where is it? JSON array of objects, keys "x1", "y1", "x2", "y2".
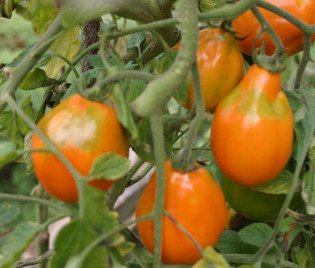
[
  {"x1": 233, "y1": 0, "x2": 315, "y2": 56},
  {"x1": 175, "y1": 27, "x2": 244, "y2": 112},
  {"x1": 135, "y1": 160, "x2": 228, "y2": 265},
  {"x1": 31, "y1": 94, "x2": 129, "y2": 202},
  {"x1": 211, "y1": 64, "x2": 294, "y2": 186}
]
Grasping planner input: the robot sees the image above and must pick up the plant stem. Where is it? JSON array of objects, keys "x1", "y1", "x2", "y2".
[
  {"x1": 0, "y1": 193, "x2": 72, "y2": 215},
  {"x1": 164, "y1": 210, "x2": 203, "y2": 255},
  {"x1": 64, "y1": 214, "x2": 153, "y2": 268},
  {"x1": 250, "y1": 6, "x2": 284, "y2": 60},
  {"x1": 34, "y1": 185, "x2": 50, "y2": 268},
  {"x1": 14, "y1": 250, "x2": 55, "y2": 268},
  {"x1": 131, "y1": 0, "x2": 199, "y2": 118},
  {"x1": 294, "y1": 33, "x2": 313, "y2": 89},
  {"x1": 127, "y1": 163, "x2": 154, "y2": 186},
  {"x1": 177, "y1": 61, "x2": 205, "y2": 170},
  {"x1": 150, "y1": 112, "x2": 166, "y2": 267}
]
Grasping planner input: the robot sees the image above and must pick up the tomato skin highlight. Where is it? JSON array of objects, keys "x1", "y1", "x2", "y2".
[
  {"x1": 176, "y1": 27, "x2": 244, "y2": 112},
  {"x1": 135, "y1": 160, "x2": 228, "y2": 265},
  {"x1": 31, "y1": 94, "x2": 129, "y2": 202},
  {"x1": 211, "y1": 64, "x2": 294, "y2": 186},
  {"x1": 233, "y1": 0, "x2": 315, "y2": 56}
]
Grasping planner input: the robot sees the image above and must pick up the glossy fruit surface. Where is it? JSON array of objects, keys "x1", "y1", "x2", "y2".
[
  {"x1": 211, "y1": 64, "x2": 294, "y2": 186},
  {"x1": 233, "y1": 0, "x2": 315, "y2": 56},
  {"x1": 177, "y1": 27, "x2": 244, "y2": 112},
  {"x1": 135, "y1": 160, "x2": 228, "y2": 265},
  {"x1": 221, "y1": 173, "x2": 302, "y2": 222},
  {"x1": 31, "y1": 94, "x2": 129, "y2": 202}
]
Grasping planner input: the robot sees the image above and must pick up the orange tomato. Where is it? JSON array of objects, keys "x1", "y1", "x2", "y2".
[
  {"x1": 135, "y1": 160, "x2": 228, "y2": 265},
  {"x1": 31, "y1": 94, "x2": 129, "y2": 202},
  {"x1": 211, "y1": 64, "x2": 294, "y2": 186},
  {"x1": 233, "y1": 0, "x2": 315, "y2": 56},
  {"x1": 176, "y1": 27, "x2": 244, "y2": 112}
]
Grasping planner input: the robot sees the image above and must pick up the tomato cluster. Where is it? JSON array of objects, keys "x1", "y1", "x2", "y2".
[{"x1": 30, "y1": 1, "x2": 306, "y2": 264}]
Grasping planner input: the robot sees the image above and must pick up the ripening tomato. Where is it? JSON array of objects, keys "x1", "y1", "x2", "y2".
[
  {"x1": 221, "y1": 173, "x2": 303, "y2": 222},
  {"x1": 135, "y1": 160, "x2": 228, "y2": 265},
  {"x1": 176, "y1": 27, "x2": 244, "y2": 112},
  {"x1": 233, "y1": 0, "x2": 315, "y2": 56},
  {"x1": 211, "y1": 64, "x2": 294, "y2": 186},
  {"x1": 31, "y1": 94, "x2": 129, "y2": 202}
]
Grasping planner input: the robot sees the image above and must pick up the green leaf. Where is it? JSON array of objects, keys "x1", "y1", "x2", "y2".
[
  {"x1": 216, "y1": 230, "x2": 257, "y2": 255},
  {"x1": 16, "y1": 96, "x2": 37, "y2": 136},
  {"x1": 0, "y1": 141, "x2": 18, "y2": 168},
  {"x1": 23, "y1": 0, "x2": 59, "y2": 35},
  {"x1": 45, "y1": 26, "x2": 81, "y2": 78},
  {"x1": 51, "y1": 183, "x2": 124, "y2": 268},
  {"x1": 237, "y1": 223, "x2": 273, "y2": 248},
  {"x1": 86, "y1": 55, "x2": 105, "y2": 69},
  {"x1": 0, "y1": 203, "x2": 20, "y2": 227},
  {"x1": 278, "y1": 217, "x2": 296, "y2": 234},
  {"x1": 127, "y1": 32, "x2": 146, "y2": 55},
  {"x1": 89, "y1": 153, "x2": 130, "y2": 181},
  {"x1": 112, "y1": 84, "x2": 139, "y2": 140},
  {"x1": 291, "y1": 247, "x2": 315, "y2": 268},
  {"x1": 24, "y1": 131, "x2": 34, "y2": 175},
  {"x1": 193, "y1": 247, "x2": 229, "y2": 268},
  {"x1": 250, "y1": 170, "x2": 295, "y2": 195},
  {"x1": 130, "y1": 247, "x2": 154, "y2": 268},
  {"x1": 0, "y1": 221, "x2": 42, "y2": 268},
  {"x1": 20, "y1": 68, "x2": 60, "y2": 90},
  {"x1": 301, "y1": 171, "x2": 315, "y2": 215}
]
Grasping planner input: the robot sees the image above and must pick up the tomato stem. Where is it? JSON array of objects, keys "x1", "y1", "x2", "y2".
[
  {"x1": 294, "y1": 32, "x2": 313, "y2": 89},
  {"x1": 164, "y1": 209, "x2": 203, "y2": 255},
  {"x1": 0, "y1": 193, "x2": 73, "y2": 215},
  {"x1": 150, "y1": 112, "x2": 166, "y2": 267},
  {"x1": 177, "y1": 61, "x2": 205, "y2": 171}
]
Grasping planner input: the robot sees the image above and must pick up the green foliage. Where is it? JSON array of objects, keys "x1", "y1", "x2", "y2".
[{"x1": 0, "y1": 1, "x2": 314, "y2": 268}]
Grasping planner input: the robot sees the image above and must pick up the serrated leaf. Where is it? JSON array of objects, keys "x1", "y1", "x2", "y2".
[
  {"x1": 238, "y1": 223, "x2": 273, "y2": 248},
  {"x1": 51, "y1": 183, "x2": 124, "y2": 268},
  {"x1": 0, "y1": 141, "x2": 18, "y2": 168},
  {"x1": 193, "y1": 247, "x2": 229, "y2": 268},
  {"x1": 301, "y1": 171, "x2": 315, "y2": 215},
  {"x1": 23, "y1": 0, "x2": 59, "y2": 35},
  {"x1": 112, "y1": 84, "x2": 139, "y2": 140},
  {"x1": 291, "y1": 247, "x2": 315, "y2": 268},
  {"x1": 0, "y1": 203, "x2": 20, "y2": 227},
  {"x1": 0, "y1": 221, "x2": 42, "y2": 268},
  {"x1": 216, "y1": 230, "x2": 256, "y2": 255},
  {"x1": 20, "y1": 68, "x2": 60, "y2": 90},
  {"x1": 86, "y1": 55, "x2": 105, "y2": 69},
  {"x1": 127, "y1": 32, "x2": 146, "y2": 53},
  {"x1": 89, "y1": 153, "x2": 130, "y2": 180},
  {"x1": 16, "y1": 96, "x2": 36, "y2": 136},
  {"x1": 250, "y1": 170, "x2": 295, "y2": 195},
  {"x1": 45, "y1": 26, "x2": 80, "y2": 78}
]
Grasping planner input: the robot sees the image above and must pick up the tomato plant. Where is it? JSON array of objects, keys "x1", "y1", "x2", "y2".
[
  {"x1": 232, "y1": 0, "x2": 315, "y2": 56},
  {"x1": 211, "y1": 64, "x2": 294, "y2": 186},
  {"x1": 0, "y1": 0, "x2": 314, "y2": 267},
  {"x1": 31, "y1": 94, "x2": 129, "y2": 202},
  {"x1": 221, "y1": 173, "x2": 303, "y2": 222},
  {"x1": 177, "y1": 27, "x2": 244, "y2": 112},
  {"x1": 135, "y1": 159, "x2": 228, "y2": 264}
]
